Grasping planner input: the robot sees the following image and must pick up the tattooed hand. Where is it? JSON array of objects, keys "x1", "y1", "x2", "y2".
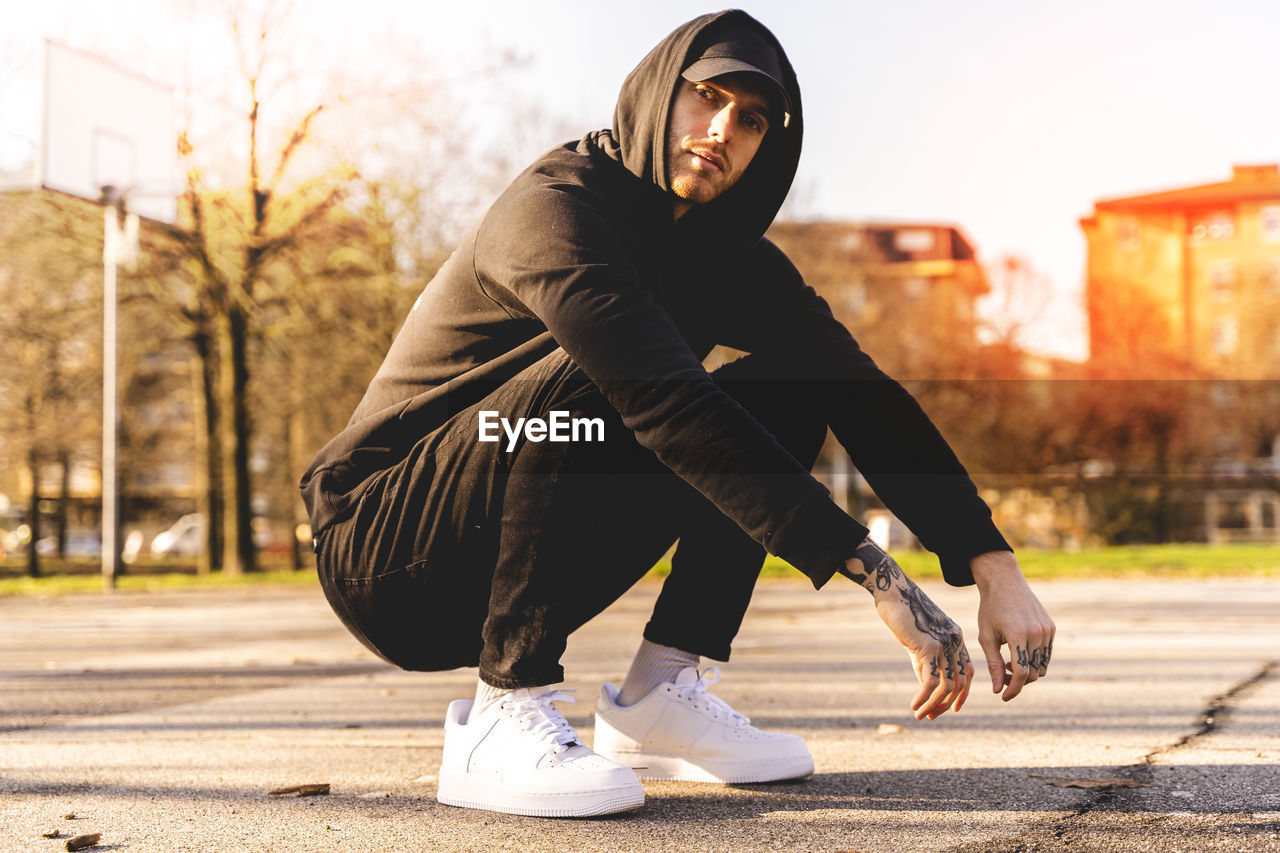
[
  {"x1": 841, "y1": 539, "x2": 973, "y2": 719},
  {"x1": 971, "y1": 550, "x2": 1056, "y2": 702}
]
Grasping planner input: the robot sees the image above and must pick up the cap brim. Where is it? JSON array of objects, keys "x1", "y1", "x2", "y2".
[{"x1": 681, "y1": 58, "x2": 792, "y2": 128}]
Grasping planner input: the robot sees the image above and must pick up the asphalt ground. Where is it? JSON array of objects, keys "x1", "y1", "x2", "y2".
[{"x1": 1, "y1": 575, "x2": 1277, "y2": 852}]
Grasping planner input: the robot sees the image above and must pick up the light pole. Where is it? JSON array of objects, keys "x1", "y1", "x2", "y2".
[{"x1": 99, "y1": 185, "x2": 138, "y2": 591}]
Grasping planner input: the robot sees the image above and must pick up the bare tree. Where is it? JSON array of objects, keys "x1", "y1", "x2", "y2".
[
  {"x1": 0, "y1": 193, "x2": 103, "y2": 576},
  {"x1": 979, "y1": 254, "x2": 1054, "y2": 350}
]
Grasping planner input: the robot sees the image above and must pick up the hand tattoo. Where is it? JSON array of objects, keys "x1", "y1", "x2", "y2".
[
  {"x1": 840, "y1": 539, "x2": 899, "y2": 594},
  {"x1": 1016, "y1": 645, "x2": 1029, "y2": 668},
  {"x1": 1029, "y1": 647, "x2": 1042, "y2": 670},
  {"x1": 897, "y1": 581, "x2": 963, "y2": 667},
  {"x1": 873, "y1": 553, "x2": 902, "y2": 592},
  {"x1": 842, "y1": 539, "x2": 902, "y2": 593},
  {"x1": 844, "y1": 539, "x2": 969, "y2": 688}
]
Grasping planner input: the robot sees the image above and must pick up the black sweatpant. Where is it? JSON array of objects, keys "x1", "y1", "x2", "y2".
[{"x1": 315, "y1": 347, "x2": 828, "y2": 689}]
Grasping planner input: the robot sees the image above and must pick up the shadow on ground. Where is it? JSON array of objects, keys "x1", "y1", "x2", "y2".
[{"x1": 5, "y1": 765, "x2": 1275, "y2": 817}]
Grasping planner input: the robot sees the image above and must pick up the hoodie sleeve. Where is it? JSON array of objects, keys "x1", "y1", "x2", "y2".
[
  {"x1": 475, "y1": 182, "x2": 869, "y2": 588},
  {"x1": 718, "y1": 238, "x2": 1012, "y2": 586}
]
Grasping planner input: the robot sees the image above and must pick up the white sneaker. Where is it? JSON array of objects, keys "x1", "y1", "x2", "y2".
[
  {"x1": 594, "y1": 666, "x2": 814, "y2": 784},
  {"x1": 437, "y1": 687, "x2": 644, "y2": 817}
]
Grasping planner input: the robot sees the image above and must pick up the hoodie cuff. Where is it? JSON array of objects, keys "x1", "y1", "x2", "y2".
[
  {"x1": 768, "y1": 493, "x2": 1013, "y2": 589},
  {"x1": 768, "y1": 493, "x2": 869, "y2": 590},
  {"x1": 932, "y1": 522, "x2": 1013, "y2": 587}
]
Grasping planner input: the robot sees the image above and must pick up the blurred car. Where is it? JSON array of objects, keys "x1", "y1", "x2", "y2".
[
  {"x1": 151, "y1": 513, "x2": 205, "y2": 556},
  {"x1": 3, "y1": 524, "x2": 31, "y2": 553},
  {"x1": 151, "y1": 513, "x2": 274, "y2": 556},
  {"x1": 34, "y1": 532, "x2": 102, "y2": 557}
]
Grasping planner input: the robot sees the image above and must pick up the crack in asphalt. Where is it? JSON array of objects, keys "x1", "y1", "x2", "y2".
[
  {"x1": 1141, "y1": 659, "x2": 1277, "y2": 764},
  {"x1": 944, "y1": 659, "x2": 1280, "y2": 853}
]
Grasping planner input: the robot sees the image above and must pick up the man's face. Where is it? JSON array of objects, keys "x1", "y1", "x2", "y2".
[{"x1": 666, "y1": 72, "x2": 774, "y2": 220}]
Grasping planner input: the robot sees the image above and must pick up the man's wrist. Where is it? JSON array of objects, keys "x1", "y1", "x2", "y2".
[
  {"x1": 970, "y1": 549, "x2": 1022, "y2": 594},
  {"x1": 839, "y1": 538, "x2": 892, "y2": 596}
]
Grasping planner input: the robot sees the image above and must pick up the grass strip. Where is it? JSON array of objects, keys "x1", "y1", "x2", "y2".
[
  {"x1": 656, "y1": 542, "x2": 1280, "y2": 581},
  {"x1": 0, "y1": 566, "x2": 318, "y2": 596},
  {"x1": 3, "y1": 543, "x2": 1278, "y2": 597}
]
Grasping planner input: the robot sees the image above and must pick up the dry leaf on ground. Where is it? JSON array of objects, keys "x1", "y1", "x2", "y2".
[
  {"x1": 63, "y1": 833, "x2": 102, "y2": 851},
  {"x1": 268, "y1": 783, "x2": 331, "y2": 797}
]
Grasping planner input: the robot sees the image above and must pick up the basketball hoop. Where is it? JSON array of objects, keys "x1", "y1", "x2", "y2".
[{"x1": 30, "y1": 41, "x2": 179, "y2": 589}]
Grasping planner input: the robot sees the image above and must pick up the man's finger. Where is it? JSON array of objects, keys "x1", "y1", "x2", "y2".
[
  {"x1": 910, "y1": 655, "x2": 939, "y2": 714},
  {"x1": 953, "y1": 646, "x2": 974, "y2": 712},
  {"x1": 918, "y1": 661, "x2": 953, "y2": 720},
  {"x1": 978, "y1": 631, "x2": 1004, "y2": 694},
  {"x1": 1026, "y1": 641, "x2": 1047, "y2": 682},
  {"x1": 924, "y1": 679, "x2": 951, "y2": 719},
  {"x1": 911, "y1": 650, "x2": 949, "y2": 719},
  {"x1": 933, "y1": 641, "x2": 964, "y2": 717},
  {"x1": 1025, "y1": 630, "x2": 1047, "y2": 684},
  {"x1": 954, "y1": 667, "x2": 973, "y2": 712},
  {"x1": 1037, "y1": 639, "x2": 1053, "y2": 676},
  {"x1": 1004, "y1": 639, "x2": 1032, "y2": 701}
]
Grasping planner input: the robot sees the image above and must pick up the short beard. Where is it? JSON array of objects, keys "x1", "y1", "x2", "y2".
[{"x1": 670, "y1": 174, "x2": 709, "y2": 205}]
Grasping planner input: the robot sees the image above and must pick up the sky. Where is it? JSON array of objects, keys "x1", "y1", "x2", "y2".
[{"x1": 5, "y1": 0, "x2": 1279, "y2": 361}]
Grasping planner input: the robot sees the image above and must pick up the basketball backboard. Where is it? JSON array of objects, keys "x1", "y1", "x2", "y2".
[
  {"x1": 0, "y1": 40, "x2": 178, "y2": 224},
  {"x1": 0, "y1": 37, "x2": 43, "y2": 192}
]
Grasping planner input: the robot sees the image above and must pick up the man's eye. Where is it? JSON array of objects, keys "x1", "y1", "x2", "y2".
[
  {"x1": 696, "y1": 86, "x2": 717, "y2": 102},
  {"x1": 744, "y1": 114, "x2": 764, "y2": 133}
]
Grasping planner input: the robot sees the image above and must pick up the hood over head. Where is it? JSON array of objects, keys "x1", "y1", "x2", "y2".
[{"x1": 601, "y1": 9, "x2": 803, "y2": 245}]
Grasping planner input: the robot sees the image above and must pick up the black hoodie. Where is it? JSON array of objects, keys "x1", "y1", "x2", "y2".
[{"x1": 300, "y1": 10, "x2": 1009, "y2": 588}]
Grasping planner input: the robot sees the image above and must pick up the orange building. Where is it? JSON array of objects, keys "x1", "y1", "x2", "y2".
[
  {"x1": 766, "y1": 221, "x2": 990, "y2": 377},
  {"x1": 1081, "y1": 165, "x2": 1280, "y2": 378}
]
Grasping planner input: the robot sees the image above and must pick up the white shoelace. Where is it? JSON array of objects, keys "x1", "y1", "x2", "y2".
[
  {"x1": 673, "y1": 667, "x2": 750, "y2": 726},
  {"x1": 501, "y1": 690, "x2": 581, "y2": 754}
]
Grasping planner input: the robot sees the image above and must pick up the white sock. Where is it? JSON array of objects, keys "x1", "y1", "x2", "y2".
[
  {"x1": 616, "y1": 639, "x2": 699, "y2": 707},
  {"x1": 472, "y1": 679, "x2": 510, "y2": 717}
]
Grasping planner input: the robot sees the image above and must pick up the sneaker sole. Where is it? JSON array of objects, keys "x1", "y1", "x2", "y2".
[
  {"x1": 603, "y1": 751, "x2": 814, "y2": 784},
  {"x1": 436, "y1": 770, "x2": 644, "y2": 818}
]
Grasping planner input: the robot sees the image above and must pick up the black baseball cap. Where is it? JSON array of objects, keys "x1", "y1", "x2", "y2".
[{"x1": 681, "y1": 27, "x2": 793, "y2": 128}]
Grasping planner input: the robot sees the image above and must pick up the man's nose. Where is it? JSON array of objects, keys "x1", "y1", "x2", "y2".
[{"x1": 708, "y1": 104, "x2": 735, "y2": 142}]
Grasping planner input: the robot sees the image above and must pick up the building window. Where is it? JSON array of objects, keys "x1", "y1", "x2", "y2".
[
  {"x1": 1190, "y1": 211, "x2": 1236, "y2": 242},
  {"x1": 1117, "y1": 217, "x2": 1141, "y2": 250},
  {"x1": 894, "y1": 229, "x2": 935, "y2": 254},
  {"x1": 840, "y1": 231, "x2": 863, "y2": 253},
  {"x1": 1209, "y1": 213, "x2": 1236, "y2": 240},
  {"x1": 1211, "y1": 317, "x2": 1238, "y2": 356},
  {"x1": 1263, "y1": 259, "x2": 1280, "y2": 293},
  {"x1": 1262, "y1": 206, "x2": 1280, "y2": 244},
  {"x1": 1210, "y1": 260, "x2": 1237, "y2": 300}
]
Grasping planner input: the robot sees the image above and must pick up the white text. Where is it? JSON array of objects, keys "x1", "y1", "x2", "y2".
[{"x1": 477, "y1": 410, "x2": 605, "y2": 452}]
